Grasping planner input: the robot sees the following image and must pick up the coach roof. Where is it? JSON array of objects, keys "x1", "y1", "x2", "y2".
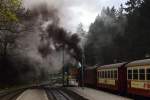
[
  {"x1": 85, "y1": 66, "x2": 98, "y2": 70},
  {"x1": 126, "y1": 59, "x2": 150, "y2": 67},
  {"x1": 97, "y1": 62, "x2": 126, "y2": 70}
]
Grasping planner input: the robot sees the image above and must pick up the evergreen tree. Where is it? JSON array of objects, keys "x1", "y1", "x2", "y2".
[{"x1": 85, "y1": 6, "x2": 126, "y2": 65}]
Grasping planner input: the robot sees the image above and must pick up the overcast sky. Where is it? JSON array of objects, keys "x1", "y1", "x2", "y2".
[{"x1": 23, "y1": 0, "x2": 128, "y2": 33}]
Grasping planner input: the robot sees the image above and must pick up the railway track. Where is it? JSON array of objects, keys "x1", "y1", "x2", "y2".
[
  {"x1": 46, "y1": 88, "x2": 72, "y2": 100},
  {"x1": 0, "y1": 86, "x2": 87, "y2": 100},
  {"x1": 0, "y1": 89, "x2": 25, "y2": 100},
  {"x1": 45, "y1": 87, "x2": 87, "y2": 100}
]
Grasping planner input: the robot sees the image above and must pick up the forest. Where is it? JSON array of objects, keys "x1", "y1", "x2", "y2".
[{"x1": 85, "y1": 0, "x2": 150, "y2": 65}]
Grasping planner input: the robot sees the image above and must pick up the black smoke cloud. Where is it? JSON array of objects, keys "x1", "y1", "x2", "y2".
[
  {"x1": 0, "y1": 3, "x2": 82, "y2": 86},
  {"x1": 26, "y1": 3, "x2": 82, "y2": 61},
  {"x1": 39, "y1": 23, "x2": 82, "y2": 61}
]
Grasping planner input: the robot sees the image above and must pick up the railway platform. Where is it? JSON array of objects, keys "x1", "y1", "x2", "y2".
[{"x1": 68, "y1": 87, "x2": 133, "y2": 100}]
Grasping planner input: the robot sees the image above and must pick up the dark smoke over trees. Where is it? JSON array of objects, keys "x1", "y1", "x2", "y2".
[
  {"x1": 85, "y1": 0, "x2": 150, "y2": 66},
  {"x1": 39, "y1": 24, "x2": 82, "y2": 61},
  {"x1": 0, "y1": 1, "x2": 82, "y2": 87}
]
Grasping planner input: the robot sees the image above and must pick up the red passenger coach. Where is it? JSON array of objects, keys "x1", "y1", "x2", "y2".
[
  {"x1": 97, "y1": 63, "x2": 127, "y2": 94},
  {"x1": 84, "y1": 66, "x2": 97, "y2": 87},
  {"x1": 126, "y1": 59, "x2": 150, "y2": 97}
]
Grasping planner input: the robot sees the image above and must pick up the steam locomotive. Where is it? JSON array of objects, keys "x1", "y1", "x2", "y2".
[{"x1": 78, "y1": 59, "x2": 150, "y2": 98}]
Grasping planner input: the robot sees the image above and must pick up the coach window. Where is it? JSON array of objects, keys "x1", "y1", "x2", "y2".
[
  {"x1": 105, "y1": 70, "x2": 107, "y2": 78},
  {"x1": 102, "y1": 71, "x2": 104, "y2": 78},
  {"x1": 146, "y1": 68, "x2": 150, "y2": 80},
  {"x1": 111, "y1": 70, "x2": 113, "y2": 79},
  {"x1": 133, "y1": 69, "x2": 138, "y2": 80},
  {"x1": 139, "y1": 69, "x2": 145, "y2": 80},
  {"x1": 100, "y1": 71, "x2": 102, "y2": 78},
  {"x1": 114, "y1": 70, "x2": 117, "y2": 79},
  {"x1": 108, "y1": 70, "x2": 110, "y2": 78},
  {"x1": 128, "y1": 69, "x2": 132, "y2": 80},
  {"x1": 99, "y1": 71, "x2": 101, "y2": 78}
]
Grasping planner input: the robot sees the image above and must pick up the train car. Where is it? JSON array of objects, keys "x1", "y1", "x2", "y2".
[
  {"x1": 97, "y1": 63, "x2": 127, "y2": 94},
  {"x1": 84, "y1": 66, "x2": 97, "y2": 87},
  {"x1": 126, "y1": 59, "x2": 150, "y2": 97},
  {"x1": 68, "y1": 67, "x2": 79, "y2": 86}
]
